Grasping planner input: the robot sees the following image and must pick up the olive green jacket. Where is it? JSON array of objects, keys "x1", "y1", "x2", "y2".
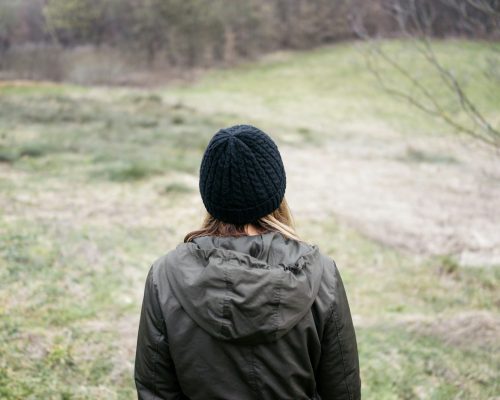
[{"x1": 134, "y1": 231, "x2": 361, "y2": 399}]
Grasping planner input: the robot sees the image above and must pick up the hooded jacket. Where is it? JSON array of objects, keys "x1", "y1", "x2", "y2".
[{"x1": 134, "y1": 231, "x2": 361, "y2": 400}]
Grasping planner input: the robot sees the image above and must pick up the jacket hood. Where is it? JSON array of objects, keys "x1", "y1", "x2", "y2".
[{"x1": 165, "y1": 231, "x2": 324, "y2": 344}]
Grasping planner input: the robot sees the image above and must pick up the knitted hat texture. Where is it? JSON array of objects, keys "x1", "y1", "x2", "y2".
[{"x1": 199, "y1": 124, "x2": 286, "y2": 225}]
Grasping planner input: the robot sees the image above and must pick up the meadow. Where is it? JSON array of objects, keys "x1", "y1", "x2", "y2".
[{"x1": 0, "y1": 40, "x2": 499, "y2": 399}]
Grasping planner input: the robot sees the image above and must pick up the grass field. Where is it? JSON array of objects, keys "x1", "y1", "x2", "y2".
[{"x1": 1, "y1": 40, "x2": 499, "y2": 399}]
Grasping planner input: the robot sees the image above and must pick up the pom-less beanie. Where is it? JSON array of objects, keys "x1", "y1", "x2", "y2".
[{"x1": 199, "y1": 124, "x2": 286, "y2": 225}]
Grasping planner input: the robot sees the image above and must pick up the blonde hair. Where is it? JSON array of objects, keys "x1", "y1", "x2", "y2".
[{"x1": 184, "y1": 197, "x2": 303, "y2": 243}]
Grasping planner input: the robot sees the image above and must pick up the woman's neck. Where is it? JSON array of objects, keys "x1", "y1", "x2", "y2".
[{"x1": 244, "y1": 224, "x2": 264, "y2": 236}]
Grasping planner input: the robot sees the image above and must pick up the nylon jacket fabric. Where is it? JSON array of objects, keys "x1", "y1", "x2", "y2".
[{"x1": 134, "y1": 231, "x2": 361, "y2": 400}]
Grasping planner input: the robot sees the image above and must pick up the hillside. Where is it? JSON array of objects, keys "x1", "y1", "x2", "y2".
[{"x1": 0, "y1": 40, "x2": 499, "y2": 399}]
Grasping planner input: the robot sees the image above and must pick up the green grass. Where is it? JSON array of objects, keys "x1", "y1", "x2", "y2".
[
  {"x1": 0, "y1": 39, "x2": 498, "y2": 399},
  {"x1": 166, "y1": 39, "x2": 499, "y2": 144},
  {"x1": 0, "y1": 88, "x2": 222, "y2": 182},
  {"x1": 163, "y1": 181, "x2": 195, "y2": 195},
  {"x1": 358, "y1": 325, "x2": 498, "y2": 399},
  {"x1": 399, "y1": 146, "x2": 459, "y2": 164}
]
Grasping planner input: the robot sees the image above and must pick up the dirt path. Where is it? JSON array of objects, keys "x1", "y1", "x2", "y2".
[{"x1": 282, "y1": 136, "x2": 500, "y2": 266}]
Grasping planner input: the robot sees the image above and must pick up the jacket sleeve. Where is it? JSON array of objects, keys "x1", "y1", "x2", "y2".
[
  {"x1": 134, "y1": 265, "x2": 186, "y2": 400},
  {"x1": 316, "y1": 261, "x2": 361, "y2": 400}
]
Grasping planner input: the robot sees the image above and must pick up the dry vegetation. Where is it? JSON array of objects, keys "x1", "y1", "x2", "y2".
[{"x1": 1, "y1": 0, "x2": 497, "y2": 84}]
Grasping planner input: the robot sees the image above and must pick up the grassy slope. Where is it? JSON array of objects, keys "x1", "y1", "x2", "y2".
[
  {"x1": 167, "y1": 39, "x2": 499, "y2": 144},
  {"x1": 0, "y1": 40, "x2": 498, "y2": 399}
]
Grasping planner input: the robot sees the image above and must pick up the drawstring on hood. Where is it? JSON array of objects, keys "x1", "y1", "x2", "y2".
[{"x1": 165, "y1": 231, "x2": 324, "y2": 345}]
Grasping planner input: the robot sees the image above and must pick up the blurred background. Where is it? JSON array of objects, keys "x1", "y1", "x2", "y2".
[{"x1": 0, "y1": 0, "x2": 499, "y2": 399}]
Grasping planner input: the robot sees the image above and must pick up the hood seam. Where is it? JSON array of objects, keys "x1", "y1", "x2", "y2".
[
  {"x1": 272, "y1": 272, "x2": 283, "y2": 341},
  {"x1": 185, "y1": 241, "x2": 320, "y2": 271},
  {"x1": 220, "y1": 264, "x2": 233, "y2": 338}
]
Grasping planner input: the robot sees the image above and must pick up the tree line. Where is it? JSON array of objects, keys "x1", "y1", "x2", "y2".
[{"x1": 0, "y1": 0, "x2": 498, "y2": 78}]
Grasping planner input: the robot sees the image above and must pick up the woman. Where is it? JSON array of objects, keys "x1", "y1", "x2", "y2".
[{"x1": 134, "y1": 124, "x2": 361, "y2": 400}]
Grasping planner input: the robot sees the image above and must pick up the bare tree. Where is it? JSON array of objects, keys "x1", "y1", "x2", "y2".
[{"x1": 352, "y1": 0, "x2": 500, "y2": 149}]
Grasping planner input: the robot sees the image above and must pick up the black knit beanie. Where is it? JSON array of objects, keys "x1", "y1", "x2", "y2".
[{"x1": 199, "y1": 124, "x2": 286, "y2": 225}]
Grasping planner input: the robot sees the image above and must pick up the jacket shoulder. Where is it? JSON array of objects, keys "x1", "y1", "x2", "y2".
[
  {"x1": 143, "y1": 248, "x2": 176, "y2": 299},
  {"x1": 316, "y1": 250, "x2": 342, "y2": 294},
  {"x1": 312, "y1": 251, "x2": 346, "y2": 332},
  {"x1": 149, "y1": 242, "x2": 191, "y2": 279}
]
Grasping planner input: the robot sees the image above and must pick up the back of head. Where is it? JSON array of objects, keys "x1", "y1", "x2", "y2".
[
  {"x1": 185, "y1": 124, "x2": 301, "y2": 242},
  {"x1": 199, "y1": 124, "x2": 287, "y2": 225}
]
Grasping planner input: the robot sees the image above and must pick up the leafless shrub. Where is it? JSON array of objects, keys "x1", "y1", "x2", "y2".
[{"x1": 352, "y1": 0, "x2": 500, "y2": 149}]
